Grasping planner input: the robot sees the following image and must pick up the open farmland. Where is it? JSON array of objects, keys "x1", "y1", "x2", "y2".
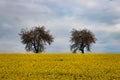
[{"x1": 0, "y1": 53, "x2": 120, "y2": 80}]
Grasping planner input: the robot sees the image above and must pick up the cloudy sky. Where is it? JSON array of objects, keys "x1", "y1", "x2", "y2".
[{"x1": 0, "y1": 0, "x2": 120, "y2": 53}]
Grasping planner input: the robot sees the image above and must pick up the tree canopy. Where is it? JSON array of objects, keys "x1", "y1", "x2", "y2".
[
  {"x1": 70, "y1": 29, "x2": 96, "y2": 53},
  {"x1": 19, "y1": 26, "x2": 54, "y2": 53}
]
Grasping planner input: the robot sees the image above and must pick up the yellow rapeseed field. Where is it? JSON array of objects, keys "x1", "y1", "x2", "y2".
[{"x1": 0, "y1": 53, "x2": 120, "y2": 80}]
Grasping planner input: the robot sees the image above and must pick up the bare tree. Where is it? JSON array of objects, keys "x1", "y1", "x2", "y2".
[
  {"x1": 19, "y1": 26, "x2": 54, "y2": 53},
  {"x1": 70, "y1": 29, "x2": 96, "y2": 54}
]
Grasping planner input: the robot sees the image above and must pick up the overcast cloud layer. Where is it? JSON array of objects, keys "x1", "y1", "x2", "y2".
[{"x1": 0, "y1": 0, "x2": 120, "y2": 53}]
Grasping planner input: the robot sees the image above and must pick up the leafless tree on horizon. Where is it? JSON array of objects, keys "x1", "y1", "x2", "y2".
[
  {"x1": 19, "y1": 26, "x2": 54, "y2": 53},
  {"x1": 70, "y1": 28, "x2": 96, "y2": 54}
]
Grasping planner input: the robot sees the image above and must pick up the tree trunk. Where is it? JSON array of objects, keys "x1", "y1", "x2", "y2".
[
  {"x1": 35, "y1": 49, "x2": 39, "y2": 53},
  {"x1": 80, "y1": 42, "x2": 84, "y2": 54},
  {"x1": 72, "y1": 51, "x2": 76, "y2": 53},
  {"x1": 81, "y1": 49, "x2": 84, "y2": 54}
]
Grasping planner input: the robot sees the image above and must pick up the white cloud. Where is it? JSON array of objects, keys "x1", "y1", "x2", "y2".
[
  {"x1": 0, "y1": 38, "x2": 25, "y2": 52},
  {"x1": 98, "y1": 23, "x2": 120, "y2": 33}
]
